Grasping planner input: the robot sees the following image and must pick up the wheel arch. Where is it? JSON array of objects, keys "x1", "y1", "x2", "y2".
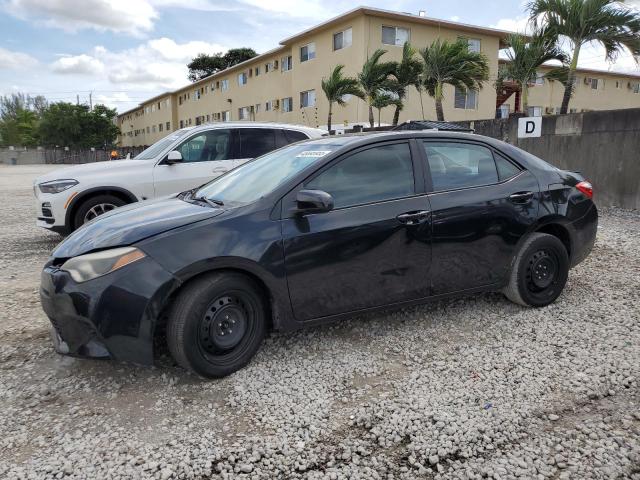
[
  {"x1": 65, "y1": 186, "x2": 139, "y2": 229},
  {"x1": 152, "y1": 259, "x2": 293, "y2": 356}
]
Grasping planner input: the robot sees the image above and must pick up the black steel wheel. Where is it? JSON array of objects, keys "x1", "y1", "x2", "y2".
[
  {"x1": 503, "y1": 232, "x2": 569, "y2": 307},
  {"x1": 166, "y1": 272, "x2": 267, "y2": 378}
]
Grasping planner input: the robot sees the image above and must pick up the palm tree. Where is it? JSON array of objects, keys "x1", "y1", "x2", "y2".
[
  {"x1": 529, "y1": 0, "x2": 640, "y2": 114},
  {"x1": 370, "y1": 92, "x2": 400, "y2": 126},
  {"x1": 389, "y1": 42, "x2": 423, "y2": 125},
  {"x1": 357, "y1": 49, "x2": 397, "y2": 128},
  {"x1": 321, "y1": 65, "x2": 365, "y2": 133},
  {"x1": 420, "y1": 39, "x2": 490, "y2": 121},
  {"x1": 498, "y1": 29, "x2": 568, "y2": 114}
]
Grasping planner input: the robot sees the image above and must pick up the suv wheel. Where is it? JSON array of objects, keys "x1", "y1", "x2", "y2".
[
  {"x1": 503, "y1": 232, "x2": 569, "y2": 307},
  {"x1": 166, "y1": 272, "x2": 267, "y2": 378},
  {"x1": 73, "y1": 194, "x2": 126, "y2": 230}
]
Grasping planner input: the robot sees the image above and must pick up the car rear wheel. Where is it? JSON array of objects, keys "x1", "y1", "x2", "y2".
[
  {"x1": 503, "y1": 232, "x2": 569, "y2": 307},
  {"x1": 166, "y1": 272, "x2": 267, "y2": 378},
  {"x1": 73, "y1": 194, "x2": 126, "y2": 229}
]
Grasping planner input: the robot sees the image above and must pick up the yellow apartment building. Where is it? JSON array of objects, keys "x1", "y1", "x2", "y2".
[
  {"x1": 117, "y1": 6, "x2": 640, "y2": 147},
  {"x1": 498, "y1": 61, "x2": 640, "y2": 117}
]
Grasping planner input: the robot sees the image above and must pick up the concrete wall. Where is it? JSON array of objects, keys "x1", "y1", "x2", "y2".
[{"x1": 458, "y1": 109, "x2": 640, "y2": 210}]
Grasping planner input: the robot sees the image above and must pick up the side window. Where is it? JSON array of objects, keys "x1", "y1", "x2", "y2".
[
  {"x1": 239, "y1": 128, "x2": 276, "y2": 158},
  {"x1": 495, "y1": 154, "x2": 521, "y2": 181},
  {"x1": 176, "y1": 129, "x2": 233, "y2": 162},
  {"x1": 306, "y1": 143, "x2": 414, "y2": 209},
  {"x1": 423, "y1": 142, "x2": 498, "y2": 191},
  {"x1": 284, "y1": 130, "x2": 309, "y2": 143}
]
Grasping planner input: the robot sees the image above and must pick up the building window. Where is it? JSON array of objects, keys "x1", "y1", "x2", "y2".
[
  {"x1": 527, "y1": 106, "x2": 542, "y2": 117},
  {"x1": 632, "y1": 82, "x2": 640, "y2": 94},
  {"x1": 333, "y1": 27, "x2": 353, "y2": 50},
  {"x1": 530, "y1": 71, "x2": 544, "y2": 86},
  {"x1": 179, "y1": 120, "x2": 184, "y2": 128},
  {"x1": 255, "y1": 66, "x2": 260, "y2": 76},
  {"x1": 382, "y1": 25, "x2": 410, "y2": 46},
  {"x1": 265, "y1": 100, "x2": 272, "y2": 111},
  {"x1": 238, "y1": 72, "x2": 248, "y2": 86},
  {"x1": 300, "y1": 89, "x2": 316, "y2": 108},
  {"x1": 282, "y1": 55, "x2": 293, "y2": 71},
  {"x1": 166, "y1": 122, "x2": 171, "y2": 130},
  {"x1": 255, "y1": 103, "x2": 261, "y2": 113},
  {"x1": 146, "y1": 126, "x2": 150, "y2": 133},
  {"x1": 454, "y1": 88, "x2": 477, "y2": 109},
  {"x1": 300, "y1": 43, "x2": 316, "y2": 62},
  {"x1": 151, "y1": 126, "x2": 156, "y2": 133},
  {"x1": 159, "y1": 123, "x2": 163, "y2": 132},
  {"x1": 221, "y1": 79, "x2": 229, "y2": 91},
  {"x1": 282, "y1": 97, "x2": 293, "y2": 112},
  {"x1": 265, "y1": 61, "x2": 273, "y2": 73},
  {"x1": 238, "y1": 107, "x2": 250, "y2": 120},
  {"x1": 222, "y1": 111, "x2": 230, "y2": 122},
  {"x1": 459, "y1": 37, "x2": 481, "y2": 53}
]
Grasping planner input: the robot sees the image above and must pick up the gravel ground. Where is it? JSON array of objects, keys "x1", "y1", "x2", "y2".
[{"x1": 0, "y1": 164, "x2": 639, "y2": 480}]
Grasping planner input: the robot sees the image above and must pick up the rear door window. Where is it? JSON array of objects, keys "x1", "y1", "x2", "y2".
[
  {"x1": 239, "y1": 128, "x2": 277, "y2": 158},
  {"x1": 423, "y1": 142, "x2": 499, "y2": 191},
  {"x1": 495, "y1": 153, "x2": 521, "y2": 181}
]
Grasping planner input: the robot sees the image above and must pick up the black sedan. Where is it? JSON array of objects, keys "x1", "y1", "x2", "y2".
[{"x1": 40, "y1": 131, "x2": 597, "y2": 378}]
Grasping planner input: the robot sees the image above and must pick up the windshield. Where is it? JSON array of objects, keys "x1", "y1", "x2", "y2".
[
  {"x1": 194, "y1": 143, "x2": 341, "y2": 205},
  {"x1": 133, "y1": 129, "x2": 192, "y2": 160}
]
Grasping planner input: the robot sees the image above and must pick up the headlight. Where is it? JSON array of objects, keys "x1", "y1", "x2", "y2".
[
  {"x1": 61, "y1": 247, "x2": 146, "y2": 283},
  {"x1": 38, "y1": 179, "x2": 78, "y2": 194}
]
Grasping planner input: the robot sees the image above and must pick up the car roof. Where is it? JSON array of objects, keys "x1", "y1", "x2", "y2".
[{"x1": 185, "y1": 122, "x2": 325, "y2": 135}]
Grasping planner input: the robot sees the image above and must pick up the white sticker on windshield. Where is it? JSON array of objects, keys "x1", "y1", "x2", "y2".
[{"x1": 296, "y1": 150, "x2": 332, "y2": 158}]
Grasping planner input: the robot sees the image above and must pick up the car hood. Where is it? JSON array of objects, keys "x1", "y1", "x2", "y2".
[
  {"x1": 52, "y1": 197, "x2": 223, "y2": 259},
  {"x1": 34, "y1": 159, "x2": 152, "y2": 184}
]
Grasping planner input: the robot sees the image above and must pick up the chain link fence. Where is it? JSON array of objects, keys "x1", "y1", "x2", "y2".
[{"x1": 0, "y1": 146, "x2": 147, "y2": 165}]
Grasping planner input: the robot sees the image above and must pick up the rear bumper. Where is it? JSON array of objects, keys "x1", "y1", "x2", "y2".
[
  {"x1": 569, "y1": 203, "x2": 598, "y2": 268},
  {"x1": 40, "y1": 255, "x2": 179, "y2": 365}
]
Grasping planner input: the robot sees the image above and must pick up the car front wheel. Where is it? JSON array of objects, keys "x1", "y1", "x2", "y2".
[
  {"x1": 73, "y1": 194, "x2": 126, "y2": 230},
  {"x1": 503, "y1": 232, "x2": 570, "y2": 307},
  {"x1": 166, "y1": 272, "x2": 267, "y2": 378}
]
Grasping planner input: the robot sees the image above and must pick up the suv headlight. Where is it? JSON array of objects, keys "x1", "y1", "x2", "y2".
[
  {"x1": 39, "y1": 179, "x2": 78, "y2": 194},
  {"x1": 61, "y1": 247, "x2": 146, "y2": 283}
]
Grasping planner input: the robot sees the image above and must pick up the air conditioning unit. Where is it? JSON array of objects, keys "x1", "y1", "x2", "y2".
[{"x1": 545, "y1": 107, "x2": 554, "y2": 114}]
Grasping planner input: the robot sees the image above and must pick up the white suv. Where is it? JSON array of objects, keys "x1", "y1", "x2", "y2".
[{"x1": 34, "y1": 122, "x2": 325, "y2": 234}]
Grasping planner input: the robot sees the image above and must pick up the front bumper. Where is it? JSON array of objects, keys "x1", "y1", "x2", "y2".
[
  {"x1": 40, "y1": 254, "x2": 178, "y2": 365},
  {"x1": 34, "y1": 187, "x2": 78, "y2": 231}
]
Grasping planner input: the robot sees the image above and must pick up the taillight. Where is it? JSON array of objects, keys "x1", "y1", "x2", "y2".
[{"x1": 575, "y1": 181, "x2": 593, "y2": 199}]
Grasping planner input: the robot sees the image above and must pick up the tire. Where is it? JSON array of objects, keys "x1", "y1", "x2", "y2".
[
  {"x1": 73, "y1": 194, "x2": 127, "y2": 230},
  {"x1": 503, "y1": 232, "x2": 569, "y2": 308},
  {"x1": 166, "y1": 272, "x2": 267, "y2": 378}
]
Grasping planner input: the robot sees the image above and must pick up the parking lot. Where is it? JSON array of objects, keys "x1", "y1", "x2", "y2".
[{"x1": 0, "y1": 164, "x2": 639, "y2": 479}]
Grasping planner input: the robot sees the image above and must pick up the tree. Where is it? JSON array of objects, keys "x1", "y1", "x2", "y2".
[
  {"x1": 420, "y1": 39, "x2": 490, "y2": 121},
  {"x1": 389, "y1": 42, "x2": 423, "y2": 125},
  {"x1": 321, "y1": 65, "x2": 365, "y2": 133},
  {"x1": 371, "y1": 92, "x2": 400, "y2": 127},
  {"x1": 38, "y1": 103, "x2": 120, "y2": 148},
  {"x1": 357, "y1": 49, "x2": 397, "y2": 128},
  {"x1": 0, "y1": 93, "x2": 45, "y2": 147},
  {"x1": 529, "y1": 0, "x2": 640, "y2": 114},
  {"x1": 497, "y1": 29, "x2": 568, "y2": 113},
  {"x1": 187, "y1": 48, "x2": 258, "y2": 81}
]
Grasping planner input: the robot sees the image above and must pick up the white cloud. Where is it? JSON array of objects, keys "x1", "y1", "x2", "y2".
[
  {"x1": 50, "y1": 38, "x2": 229, "y2": 88},
  {"x1": 492, "y1": 16, "x2": 530, "y2": 34},
  {"x1": 239, "y1": 0, "x2": 330, "y2": 20},
  {"x1": 5, "y1": 0, "x2": 158, "y2": 36},
  {"x1": 51, "y1": 54, "x2": 105, "y2": 75},
  {"x1": 0, "y1": 47, "x2": 38, "y2": 69}
]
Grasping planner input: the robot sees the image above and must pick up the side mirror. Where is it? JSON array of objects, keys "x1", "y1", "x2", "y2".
[
  {"x1": 293, "y1": 189, "x2": 334, "y2": 216},
  {"x1": 164, "y1": 150, "x2": 183, "y2": 165}
]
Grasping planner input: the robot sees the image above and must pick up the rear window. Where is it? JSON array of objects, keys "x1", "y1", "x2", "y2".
[{"x1": 284, "y1": 130, "x2": 309, "y2": 143}]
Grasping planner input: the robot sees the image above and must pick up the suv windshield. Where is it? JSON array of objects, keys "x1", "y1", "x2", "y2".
[
  {"x1": 134, "y1": 129, "x2": 192, "y2": 160},
  {"x1": 194, "y1": 142, "x2": 340, "y2": 205}
]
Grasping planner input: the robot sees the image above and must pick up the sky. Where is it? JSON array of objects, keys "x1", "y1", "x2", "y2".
[{"x1": 1, "y1": 0, "x2": 639, "y2": 113}]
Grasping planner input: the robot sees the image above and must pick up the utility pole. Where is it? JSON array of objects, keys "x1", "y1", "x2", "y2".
[
  {"x1": 76, "y1": 94, "x2": 79, "y2": 105},
  {"x1": 89, "y1": 92, "x2": 92, "y2": 111}
]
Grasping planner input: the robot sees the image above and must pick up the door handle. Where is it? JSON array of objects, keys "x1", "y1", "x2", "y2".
[
  {"x1": 396, "y1": 210, "x2": 430, "y2": 225},
  {"x1": 509, "y1": 191, "x2": 534, "y2": 203}
]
